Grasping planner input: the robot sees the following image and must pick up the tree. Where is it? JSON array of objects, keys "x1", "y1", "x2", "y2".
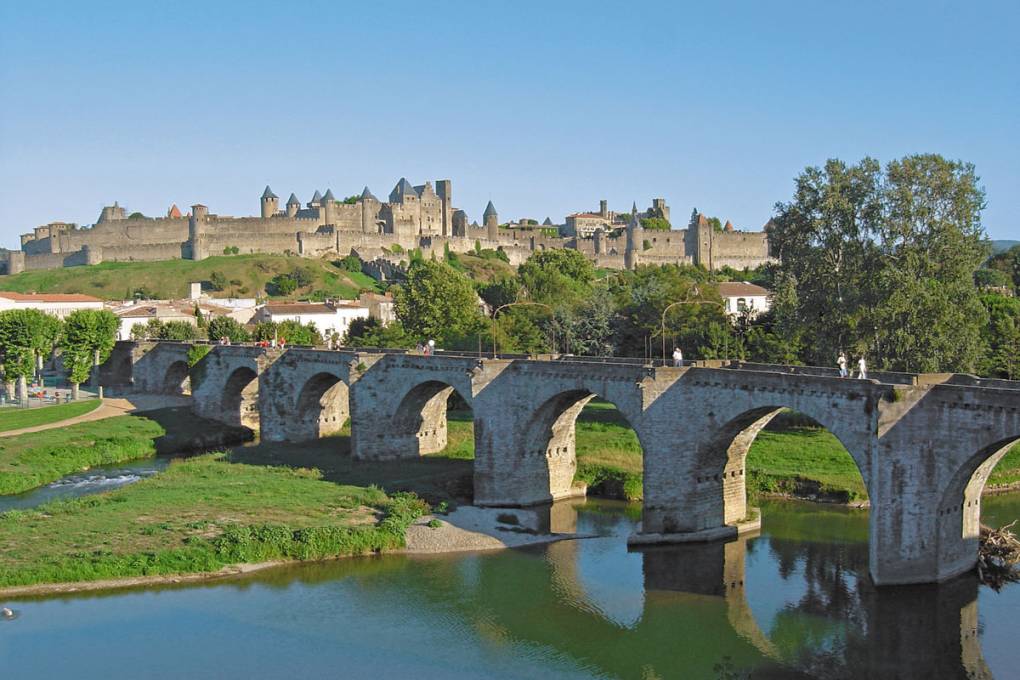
[
  {"x1": 343, "y1": 317, "x2": 413, "y2": 348},
  {"x1": 158, "y1": 320, "x2": 201, "y2": 341},
  {"x1": 209, "y1": 271, "x2": 227, "y2": 292},
  {"x1": 268, "y1": 273, "x2": 297, "y2": 296},
  {"x1": 768, "y1": 154, "x2": 988, "y2": 372},
  {"x1": 518, "y1": 249, "x2": 595, "y2": 307},
  {"x1": 640, "y1": 217, "x2": 671, "y2": 231},
  {"x1": 0, "y1": 309, "x2": 62, "y2": 399},
  {"x1": 252, "y1": 320, "x2": 321, "y2": 346},
  {"x1": 978, "y1": 293, "x2": 1020, "y2": 378},
  {"x1": 394, "y1": 260, "x2": 483, "y2": 344},
  {"x1": 565, "y1": 288, "x2": 616, "y2": 356},
  {"x1": 61, "y1": 309, "x2": 119, "y2": 396},
  {"x1": 478, "y1": 277, "x2": 521, "y2": 309},
  {"x1": 207, "y1": 316, "x2": 250, "y2": 343}
]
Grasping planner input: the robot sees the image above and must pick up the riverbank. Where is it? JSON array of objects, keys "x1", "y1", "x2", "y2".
[{"x1": 0, "y1": 406, "x2": 252, "y2": 495}]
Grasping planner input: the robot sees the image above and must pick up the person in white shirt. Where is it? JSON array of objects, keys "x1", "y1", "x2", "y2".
[
  {"x1": 837, "y1": 351, "x2": 848, "y2": 378},
  {"x1": 672, "y1": 347, "x2": 683, "y2": 367},
  {"x1": 858, "y1": 356, "x2": 868, "y2": 380}
]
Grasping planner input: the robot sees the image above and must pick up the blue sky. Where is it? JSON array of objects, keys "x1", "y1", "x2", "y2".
[{"x1": 1, "y1": 0, "x2": 1017, "y2": 246}]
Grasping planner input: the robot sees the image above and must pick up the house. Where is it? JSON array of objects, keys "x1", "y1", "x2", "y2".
[
  {"x1": 0, "y1": 291, "x2": 104, "y2": 319},
  {"x1": 716, "y1": 282, "x2": 771, "y2": 319},
  {"x1": 111, "y1": 300, "x2": 234, "y2": 340},
  {"x1": 358, "y1": 292, "x2": 396, "y2": 325},
  {"x1": 253, "y1": 301, "x2": 369, "y2": 341}
]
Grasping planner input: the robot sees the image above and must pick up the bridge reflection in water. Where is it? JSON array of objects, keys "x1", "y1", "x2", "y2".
[{"x1": 4, "y1": 499, "x2": 1001, "y2": 679}]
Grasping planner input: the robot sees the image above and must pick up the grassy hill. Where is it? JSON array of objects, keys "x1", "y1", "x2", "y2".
[{"x1": 0, "y1": 254, "x2": 383, "y2": 301}]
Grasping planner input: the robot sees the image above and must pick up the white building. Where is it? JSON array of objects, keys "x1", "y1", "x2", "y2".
[
  {"x1": 358, "y1": 292, "x2": 396, "y2": 325},
  {"x1": 0, "y1": 292, "x2": 104, "y2": 319},
  {"x1": 254, "y1": 301, "x2": 369, "y2": 342},
  {"x1": 111, "y1": 300, "x2": 236, "y2": 340},
  {"x1": 717, "y1": 282, "x2": 771, "y2": 319}
]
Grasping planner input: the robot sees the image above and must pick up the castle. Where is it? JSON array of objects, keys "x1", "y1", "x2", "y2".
[{"x1": 5, "y1": 178, "x2": 772, "y2": 275}]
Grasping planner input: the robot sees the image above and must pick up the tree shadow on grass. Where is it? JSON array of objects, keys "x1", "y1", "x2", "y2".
[
  {"x1": 132, "y1": 407, "x2": 254, "y2": 455},
  {"x1": 224, "y1": 433, "x2": 474, "y2": 506}
]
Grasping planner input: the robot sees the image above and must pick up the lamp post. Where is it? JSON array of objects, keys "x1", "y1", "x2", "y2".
[
  {"x1": 492, "y1": 301, "x2": 555, "y2": 358},
  {"x1": 659, "y1": 285, "x2": 727, "y2": 366}
]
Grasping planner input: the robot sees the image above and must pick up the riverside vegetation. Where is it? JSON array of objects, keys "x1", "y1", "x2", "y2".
[
  {"x1": 0, "y1": 399, "x2": 100, "y2": 433},
  {"x1": 1, "y1": 399, "x2": 1018, "y2": 589}
]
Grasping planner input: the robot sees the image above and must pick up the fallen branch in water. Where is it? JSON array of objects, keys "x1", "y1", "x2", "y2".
[{"x1": 977, "y1": 520, "x2": 1020, "y2": 591}]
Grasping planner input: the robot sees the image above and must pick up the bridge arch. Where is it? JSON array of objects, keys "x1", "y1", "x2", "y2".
[
  {"x1": 389, "y1": 379, "x2": 471, "y2": 457},
  {"x1": 222, "y1": 366, "x2": 260, "y2": 429},
  {"x1": 700, "y1": 405, "x2": 871, "y2": 529},
  {"x1": 162, "y1": 360, "x2": 190, "y2": 396},
  {"x1": 291, "y1": 371, "x2": 350, "y2": 440},
  {"x1": 936, "y1": 434, "x2": 1019, "y2": 580},
  {"x1": 510, "y1": 388, "x2": 647, "y2": 505}
]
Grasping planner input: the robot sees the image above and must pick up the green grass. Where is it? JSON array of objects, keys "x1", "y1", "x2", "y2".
[
  {"x1": 0, "y1": 407, "x2": 251, "y2": 495},
  {"x1": 0, "y1": 254, "x2": 382, "y2": 301},
  {"x1": 0, "y1": 399, "x2": 101, "y2": 433},
  {"x1": 0, "y1": 415, "x2": 165, "y2": 495},
  {"x1": 0, "y1": 453, "x2": 428, "y2": 588}
]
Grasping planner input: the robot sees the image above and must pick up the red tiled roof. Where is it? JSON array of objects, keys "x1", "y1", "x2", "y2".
[
  {"x1": 0, "y1": 291, "x2": 103, "y2": 303},
  {"x1": 264, "y1": 304, "x2": 336, "y2": 315}
]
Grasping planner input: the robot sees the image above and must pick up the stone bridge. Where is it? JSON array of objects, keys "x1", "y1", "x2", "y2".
[{"x1": 105, "y1": 341, "x2": 1020, "y2": 587}]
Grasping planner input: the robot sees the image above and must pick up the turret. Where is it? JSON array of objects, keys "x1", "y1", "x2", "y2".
[
  {"x1": 286, "y1": 193, "x2": 301, "y2": 218},
  {"x1": 321, "y1": 189, "x2": 336, "y2": 225},
  {"x1": 625, "y1": 210, "x2": 642, "y2": 271},
  {"x1": 261, "y1": 186, "x2": 279, "y2": 219},
  {"x1": 359, "y1": 186, "x2": 379, "y2": 233},
  {"x1": 600, "y1": 199, "x2": 608, "y2": 219},
  {"x1": 188, "y1": 204, "x2": 209, "y2": 261},
  {"x1": 483, "y1": 200, "x2": 499, "y2": 241},
  {"x1": 308, "y1": 190, "x2": 322, "y2": 210}
]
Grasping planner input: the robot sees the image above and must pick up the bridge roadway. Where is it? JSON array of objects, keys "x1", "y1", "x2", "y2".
[{"x1": 103, "y1": 341, "x2": 1020, "y2": 587}]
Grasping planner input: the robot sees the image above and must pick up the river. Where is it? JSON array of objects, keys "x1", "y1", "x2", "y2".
[{"x1": 1, "y1": 492, "x2": 1017, "y2": 679}]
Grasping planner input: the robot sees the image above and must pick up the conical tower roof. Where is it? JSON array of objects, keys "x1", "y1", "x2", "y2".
[
  {"x1": 542, "y1": 217, "x2": 553, "y2": 226},
  {"x1": 483, "y1": 200, "x2": 498, "y2": 218},
  {"x1": 360, "y1": 186, "x2": 378, "y2": 201},
  {"x1": 286, "y1": 193, "x2": 301, "y2": 206},
  {"x1": 322, "y1": 189, "x2": 336, "y2": 202},
  {"x1": 311, "y1": 190, "x2": 323, "y2": 203},
  {"x1": 262, "y1": 186, "x2": 278, "y2": 200},
  {"x1": 389, "y1": 177, "x2": 418, "y2": 202}
]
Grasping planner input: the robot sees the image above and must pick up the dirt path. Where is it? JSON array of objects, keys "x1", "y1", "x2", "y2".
[{"x1": 0, "y1": 395, "x2": 192, "y2": 438}]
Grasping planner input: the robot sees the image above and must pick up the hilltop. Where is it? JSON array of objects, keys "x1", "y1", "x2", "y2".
[{"x1": 0, "y1": 254, "x2": 382, "y2": 301}]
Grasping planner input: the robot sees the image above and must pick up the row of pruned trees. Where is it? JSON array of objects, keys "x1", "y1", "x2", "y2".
[{"x1": 0, "y1": 309, "x2": 119, "y2": 401}]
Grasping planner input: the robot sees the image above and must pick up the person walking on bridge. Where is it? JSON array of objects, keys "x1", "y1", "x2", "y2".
[
  {"x1": 837, "y1": 351, "x2": 848, "y2": 378},
  {"x1": 858, "y1": 356, "x2": 868, "y2": 380},
  {"x1": 672, "y1": 347, "x2": 683, "y2": 367}
]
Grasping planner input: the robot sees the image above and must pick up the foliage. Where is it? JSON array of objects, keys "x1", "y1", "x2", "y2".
[
  {"x1": 338, "y1": 255, "x2": 362, "y2": 273},
  {"x1": 0, "y1": 309, "x2": 62, "y2": 381},
  {"x1": 209, "y1": 271, "x2": 227, "y2": 291},
  {"x1": 187, "y1": 344, "x2": 212, "y2": 367},
  {"x1": 207, "y1": 316, "x2": 250, "y2": 343},
  {"x1": 268, "y1": 273, "x2": 297, "y2": 296},
  {"x1": 342, "y1": 195, "x2": 359, "y2": 205},
  {"x1": 978, "y1": 293, "x2": 1020, "y2": 378},
  {"x1": 640, "y1": 217, "x2": 671, "y2": 231},
  {"x1": 343, "y1": 317, "x2": 413, "y2": 348},
  {"x1": 477, "y1": 277, "x2": 521, "y2": 309},
  {"x1": 222, "y1": 246, "x2": 240, "y2": 255},
  {"x1": 394, "y1": 260, "x2": 484, "y2": 344},
  {"x1": 252, "y1": 320, "x2": 322, "y2": 346},
  {"x1": 517, "y1": 249, "x2": 595, "y2": 307},
  {"x1": 61, "y1": 309, "x2": 119, "y2": 385},
  {"x1": 158, "y1": 320, "x2": 201, "y2": 341},
  {"x1": 128, "y1": 211, "x2": 145, "y2": 219},
  {"x1": 768, "y1": 154, "x2": 988, "y2": 372}
]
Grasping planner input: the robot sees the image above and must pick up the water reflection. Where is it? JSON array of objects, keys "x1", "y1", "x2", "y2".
[{"x1": 1, "y1": 498, "x2": 1015, "y2": 679}]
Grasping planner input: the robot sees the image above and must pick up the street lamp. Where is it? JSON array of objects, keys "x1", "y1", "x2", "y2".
[
  {"x1": 659, "y1": 284, "x2": 727, "y2": 366},
  {"x1": 492, "y1": 301, "x2": 555, "y2": 358}
]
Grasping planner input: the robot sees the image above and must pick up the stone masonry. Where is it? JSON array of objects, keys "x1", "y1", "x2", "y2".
[{"x1": 105, "y1": 341, "x2": 1020, "y2": 587}]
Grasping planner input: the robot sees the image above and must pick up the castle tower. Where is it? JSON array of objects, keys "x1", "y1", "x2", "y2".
[
  {"x1": 436, "y1": 179, "x2": 453, "y2": 237},
  {"x1": 321, "y1": 189, "x2": 336, "y2": 225},
  {"x1": 600, "y1": 199, "x2": 608, "y2": 219},
  {"x1": 261, "y1": 186, "x2": 279, "y2": 219},
  {"x1": 652, "y1": 198, "x2": 670, "y2": 223},
  {"x1": 286, "y1": 193, "x2": 301, "y2": 218},
  {"x1": 359, "y1": 186, "x2": 379, "y2": 233},
  {"x1": 624, "y1": 210, "x2": 642, "y2": 271},
  {"x1": 308, "y1": 190, "x2": 322, "y2": 210},
  {"x1": 188, "y1": 204, "x2": 209, "y2": 261},
  {"x1": 593, "y1": 226, "x2": 604, "y2": 256},
  {"x1": 483, "y1": 200, "x2": 499, "y2": 241},
  {"x1": 452, "y1": 210, "x2": 468, "y2": 237}
]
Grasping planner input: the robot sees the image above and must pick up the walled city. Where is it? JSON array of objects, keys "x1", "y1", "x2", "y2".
[{"x1": 6, "y1": 178, "x2": 772, "y2": 274}]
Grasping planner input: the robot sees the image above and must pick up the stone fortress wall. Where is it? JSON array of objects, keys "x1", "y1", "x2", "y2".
[{"x1": 6, "y1": 178, "x2": 773, "y2": 275}]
